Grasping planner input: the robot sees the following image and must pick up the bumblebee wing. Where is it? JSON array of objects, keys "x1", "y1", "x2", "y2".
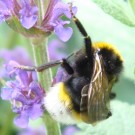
[
  {"x1": 80, "y1": 84, "x2": 89, "y2": 122},
  {"x1": 80, "y1": 53, "x2": 111, "y2": 123}
]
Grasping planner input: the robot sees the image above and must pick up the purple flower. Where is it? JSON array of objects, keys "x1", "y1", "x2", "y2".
[
  {"x1": 19, "y1": 1, "x2": 38, "y2": 29},
  {"x1": 42, "y1": 1, "x2": 77, "y2": 41},
  {"x1": 52, "y1": 67, "x2": 71, "y2": 85},
  {"x1": 18, "y1": 126, "x2": 46, "y2": 135},
  {"x1": 1, "y1": 61, "x2": 45, "y2": 128},
  {"x1": 63, "y1": 125, "x2": 79, "y2": 135},
  {"x1": 0, "y1": 47, "x2": 33, "y2": 65},
  {"x1": 0, "y1": 0, "x2": 77, "y2": 41},
  {"x1": 48, "y1": 39, "x2": 67, "y2": 60},
  {"x1": 0, "y1": 47, "x2": 33, "y2": 78},
  {"x1": 0, "y1": 0, "x2": 12, "y2": 22},
  {"x1": 0, "y1": 0, "x2": 38, "y2": 26}
]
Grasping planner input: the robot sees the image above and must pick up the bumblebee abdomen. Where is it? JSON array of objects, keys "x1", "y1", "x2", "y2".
[{"x1": 45, "y1": 82, "x2": 81, "y2": 124}]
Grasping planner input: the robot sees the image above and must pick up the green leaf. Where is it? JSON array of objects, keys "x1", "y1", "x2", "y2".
[
  {"x1": 91, "y1": 0, "x2": 135, "y2": 26},
  {"x1": 76, "y1": 100, "x2": 135, "y2": 135},
  {"x1": 129, "y1": 0, "x2": 135, "y2": 16}
]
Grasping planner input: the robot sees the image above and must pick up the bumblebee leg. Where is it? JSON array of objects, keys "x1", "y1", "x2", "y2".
[
  {"x1": 106, "y1": 111, "x2": 112, "y2": 119},
  {"x1": 15, "y1": 60, "x2": 63, "y2": 72},
  {"x1": 71, "y1": 15, "x2": 93, "y2": 66},
  {"x1": 15, "y1": 58, "x2": 74, "y2": 75},
  {"x1": 61, "y1": 58, "x2": 74, "y2": 75},
  {"x1": 109, "y1": 92, "x2": 116, "y2": 99},
  {"x1": 36, "y1": 60, "x2": 62, "y2": 72},
  {"x1": 15, "y1": 65, "x2": 36, "y2": 71}
]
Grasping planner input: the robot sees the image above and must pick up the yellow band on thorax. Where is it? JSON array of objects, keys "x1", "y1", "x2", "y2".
[{"x1": 93, "y1": 42, "x2": 123, "y2": 61}]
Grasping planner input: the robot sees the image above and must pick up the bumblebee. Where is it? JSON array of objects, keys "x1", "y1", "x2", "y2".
[{"x1": 19, "y1": 15, "x2": 123, "y2": 124}]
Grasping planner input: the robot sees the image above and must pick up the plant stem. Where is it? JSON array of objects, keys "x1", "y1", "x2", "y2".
[
  {"x1": 31, "y1": 38, "x2": 61, "y2": 135},
  {"x1": 31, "y1": 38, "x2": 52, "y2": 90},
  {"x1": 43, "y1": 112, "x2": 61, "y2": 135},
  {"x1": 1, "y1": 109, "x2": 14, "y2": 135}
]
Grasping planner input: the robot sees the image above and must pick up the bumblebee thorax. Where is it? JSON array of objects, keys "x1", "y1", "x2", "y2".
[{"x1": 93, "y1": 42, "x2": 123, "y2": 77}]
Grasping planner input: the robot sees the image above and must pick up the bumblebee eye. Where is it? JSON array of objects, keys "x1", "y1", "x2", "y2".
[{"x1": 106, "y1": 111, "x2": 112, "y2": 119}]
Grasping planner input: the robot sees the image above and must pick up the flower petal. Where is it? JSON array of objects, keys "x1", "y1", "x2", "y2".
[
  {"x1": 52, "y1": 2, "x2": 77, "y2": 20},
  {"x1": 29, "y1": 81, "x2": 44, "y2": 98},
  {"x1": 19, "y1": 4, "x2": 38, "y2": 29},
  {"x1": 0, "y1": 1, "x2": 11, "y2": 22},
  {"x1": 48, "y1": 39, "x2": 67, "y2": 60},
  {"x1": 12, "y1": 91, "x2": 33, "y2": 105},
  {"x1": 0, "y1": 0, "x2": 12, "y2": 9},
  {"x1": 14, "y1": 112, "x2": 29, "y2": 128},
  {"x1": 20, "y1": 15, "x2": 38, "y2": 29},
  {"x1": 6, "y1": 60, "x2": 20, "y2": 76},
  {"x1": 53, "y1": 67, "x2": 70, "y2": 84},
  {"x1": 1, "y1": 87, "x2": 13, "y2": 100},
  {"x1": 42, "y1": 0, "x2": 77, "y2": 42},
  {"x1": 63, "y1": 126, "x2": 79, "y2": 135},
  {"x1": 17, "y1": 69, "x2": 29, "y2": 86},
  {"x1": 28, "y1": 104, "x2": 43, "y2": 119},
  {"x1": 54, "y1": 24, "x2": 73, "y2": 42},
  {"x1": 52, "y1": 2, "x2": 71, "y2": 20}
]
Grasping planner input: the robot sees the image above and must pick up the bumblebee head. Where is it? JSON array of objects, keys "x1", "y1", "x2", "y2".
[{"x1": 93, "y1": 42, "x2": 123, "y2": 81}]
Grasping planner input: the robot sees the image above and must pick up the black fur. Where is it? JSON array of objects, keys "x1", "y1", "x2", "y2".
[
  {"x1": 63, "y1": 47, "x2": 123, "y2": 113},
  {"x1": 60, "y1": 15, "x2": 123, "y2": 115},
  {"x1": 98, "y1": 48, "x2": 123, "y2": 77},
  {"x1": 65, "y1": 76, "x2": 90, "y2": 112}
]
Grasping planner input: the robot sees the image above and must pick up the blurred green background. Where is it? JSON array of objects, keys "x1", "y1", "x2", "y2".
[{"x1": 0, "y1": 0, "x2": 135, "y2": 135}]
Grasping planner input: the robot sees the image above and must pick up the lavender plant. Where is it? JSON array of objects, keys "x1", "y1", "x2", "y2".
[
  {"x1": 0, "y1": 47, "x2": 33, "y2": 78},
  {"x1": 0, "y1": 0, "x2": 77, "y2": 41},
  {"x1": 0, "y1": 0, "x2": 77, "y2": 135},
  {"x1": 1, "y1": 61, "x2": 44, "y2": 128},
  {"x1": 0, "y1": 43, "x2": 78, "y2": 135}
]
